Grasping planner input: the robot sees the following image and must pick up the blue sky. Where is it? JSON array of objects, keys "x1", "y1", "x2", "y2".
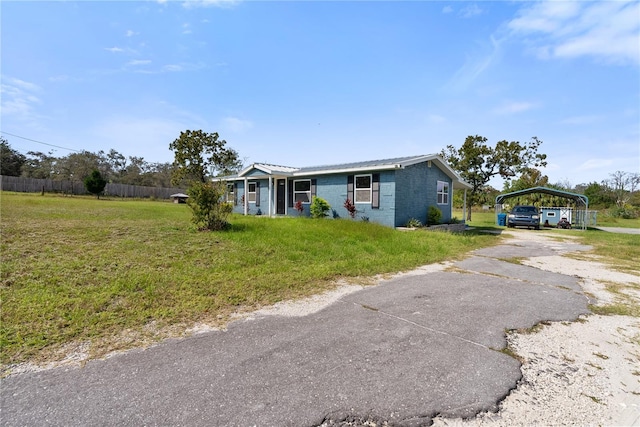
[{"x1": 2, "y1": 0, "x2": 639, "y2": 189}]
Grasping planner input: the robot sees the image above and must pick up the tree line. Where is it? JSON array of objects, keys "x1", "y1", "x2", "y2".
[{"x1": 1, "y1": 136, "x2": 175, "y2": 188}]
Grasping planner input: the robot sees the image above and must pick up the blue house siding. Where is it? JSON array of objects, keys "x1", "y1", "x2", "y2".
[
  {"x1": 394, "y1": 163, "x2": 452, "y2": 226},
  {"x1": 286, "y1": 171, "x2": 397, "y2": 227}
]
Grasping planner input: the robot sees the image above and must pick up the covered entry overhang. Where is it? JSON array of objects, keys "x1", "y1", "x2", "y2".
[{"x1": 495, "y1": 186, "x2": 589, "y2": 230}]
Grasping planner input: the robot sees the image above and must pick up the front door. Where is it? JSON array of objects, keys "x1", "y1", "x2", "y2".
[{"x1": 276, "y1": 179, "x2": 286, "y2": 214}]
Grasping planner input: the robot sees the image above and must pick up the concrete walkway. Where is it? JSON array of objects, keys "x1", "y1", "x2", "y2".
[
  {"x1": 1, "y1": 235, "x2": 592, "y2": 427},
  {"x1": 595, "y1": 226, "x2": 640, "y2": 235}
]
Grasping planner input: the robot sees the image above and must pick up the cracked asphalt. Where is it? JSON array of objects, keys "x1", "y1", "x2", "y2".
[{"x1": 0, "y1": 233, "x2": 591, "y2": 427}]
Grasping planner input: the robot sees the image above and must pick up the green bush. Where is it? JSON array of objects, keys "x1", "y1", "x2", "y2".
[
  {"x1": 427, "y1": 206, "x2": 442, "y2": 226},
  {"x1": 310, "y1": 196, "x2": 331, "y2": 219},
  {"x1": 607, "y1": 206, "x2": 639, "y2": 219},
  {"x1": 187, "y1": 181, "x2": 233, "y2": 230},
  {"x1": 406, "y1": 218, "x2": 422, "y2": 228}
]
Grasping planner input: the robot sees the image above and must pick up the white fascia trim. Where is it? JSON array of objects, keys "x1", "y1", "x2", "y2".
[{"x1": 293, "y1": 164, "x2": 402, "y2": 176}]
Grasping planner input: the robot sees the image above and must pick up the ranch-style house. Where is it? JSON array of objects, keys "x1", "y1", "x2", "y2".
[{"x1": 221, "y1": 154, "x2": 471, "y2": 228}]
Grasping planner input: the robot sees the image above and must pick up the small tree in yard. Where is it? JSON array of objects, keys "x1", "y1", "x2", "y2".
[
  {"x1": 310, "y1": 197, "x2": 331, "y2": 218},
  {"x1": 169, "y1": 130, "x2": 242, "y2": 231},
  {"x1": 84, "y1": 170, "x2": 107, "y2": 199}
]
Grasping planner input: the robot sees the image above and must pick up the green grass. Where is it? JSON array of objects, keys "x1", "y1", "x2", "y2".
[{"x1": 1, "y1": 192, "x2": 500, "y2": 366}]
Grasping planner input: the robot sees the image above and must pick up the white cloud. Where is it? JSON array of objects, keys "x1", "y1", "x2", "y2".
[
  {"x1": 48, "y1": 75, "x2": 69, "y2": 82},
  {"x1": 125, "y1": 30, "x2": 138, "y2": 37},
  {"x1": 460, "y1": 4, "x2": 482, "y2": 19},
  {"x1": 442, "y1": 6, "x2": 453, "y2": 14},
  {"x1": 577, "y1": 158, "x2": 614, "y2": 171},
  {"x1": 222, "y1": 117, "x2": 254, "y2": 133},
  {"x1": 127, "y1": 59, "x2": 152, "y2": 66},
  {"x1": 105, "y1": 46, "x2": 124, "y2": 53},
  {"x1": 182, "y1": 0, "x2": 240, "y2": 9},
  {"x1": 0, "y1": 76, "x2": 45, "y2": 126},
  {"x1": 493, "y1": 101, "x2": 536, "y2": 115},
  {"x1": 447, "y1": 35, "x2": 503, "y2": 91},
  {"x1": 427, "y1": 114, "x2": 446, "y2": 123},
  {"x1": 162, "y1": 64, "x2": 184, "y2": 72},
  {"x1": 508, "y1": 0, "x2": 640, "y2": 66}
]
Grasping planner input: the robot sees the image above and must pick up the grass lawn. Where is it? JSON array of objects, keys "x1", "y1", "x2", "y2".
[{"x1": 1, "y1": 193, "x2": 501, "y2": 366}]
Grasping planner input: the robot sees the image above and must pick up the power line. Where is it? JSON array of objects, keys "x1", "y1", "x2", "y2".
[{"x1": 0, "y1": 131, "x2": 81, "y2": 153}]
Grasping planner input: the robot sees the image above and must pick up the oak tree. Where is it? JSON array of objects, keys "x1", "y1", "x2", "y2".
[{"x1": 442, "y1": 135, "x2": 547, "y2": 220}]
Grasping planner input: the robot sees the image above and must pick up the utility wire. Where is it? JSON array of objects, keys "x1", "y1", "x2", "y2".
[{"x1": 0, "y1": 131, "x2": 81, "y2": 153}]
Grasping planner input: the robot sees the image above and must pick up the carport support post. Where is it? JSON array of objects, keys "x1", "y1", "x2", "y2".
[{"x1": 463, "y1": 189, "x2": 467, "y2": 223}]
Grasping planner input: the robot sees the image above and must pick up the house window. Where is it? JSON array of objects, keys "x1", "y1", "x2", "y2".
[
  {"x1": 294, "y1": 180, "x2": 311, "y2": 203},
  {"x1": 547, "y1": 212, "x2": 556, "y2": 217},
  {"x1": 437, "y1": 181, "x2": 449, "y2": 205},
  {"x1": 227, "y1": 184, "x2": 234, "y2": 203},
  {"x1": 355, "y1": 174, "x2": 372, "y2": 203},
  {"x1": 248, "y1": 182, "x2": 256, "y2": 203}
]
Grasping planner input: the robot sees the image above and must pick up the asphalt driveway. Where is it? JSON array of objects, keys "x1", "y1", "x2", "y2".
[{"x1": 1, "y1": 234, "x2": 591, "y2": 427}]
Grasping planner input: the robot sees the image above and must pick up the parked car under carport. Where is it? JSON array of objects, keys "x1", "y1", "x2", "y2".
[{"x1": 507, "y1": 205, "x2": 540, "y2": 229}]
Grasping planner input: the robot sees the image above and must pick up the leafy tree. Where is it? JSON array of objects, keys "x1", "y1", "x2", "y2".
[
  {"x1": 605, "y1": 171, "x2": 640, "y2": 208},
  {"x1": 169, "y1": 130, "x2": 241, "y2": 185},
  {"x1": 21, "y1": 151, "x2": 57, "y2": 179},
  {"x1": 169, "y1": 130, "x2": 241, "y2": 230},
  {"x1": 0, "y1": 137, "x2": 26, "y2": 176},
  {"x1": 442, "y1": 135, "x2": 547, "y2": 220},
  {"x1": 57, "y1": 151, "x2": 103, "y2": 182},
  {"x1": 84, "y1": 170, "x2": 107, "y2": 199},
  {"x1": 583, "y1": 182, "x2": 615, "y2": 209}
]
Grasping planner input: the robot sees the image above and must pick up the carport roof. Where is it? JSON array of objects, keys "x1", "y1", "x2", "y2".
[{"x1": 495, "y1": 186, "x2": 588, "y2": 207}]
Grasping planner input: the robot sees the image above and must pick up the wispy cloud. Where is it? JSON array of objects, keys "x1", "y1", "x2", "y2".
[
  {"x1": 508, "y1": 0, "x2": 640, "y2": 66},
  {"x1": 105, "y1": 46, "x2": 124, "y2": 53},
  {"x1": 577, "y1": 158, "x2": 614, "y2": 171},
  {"x1": 182, "y1": 0, "x2": 241, "y2": 9},
  {"x1": 460, "y1": 4, "x2": 483, "y2": 19},
  {"x1": 0, "y1": 76, "x2": 44, "y2": 125},
  {"x1": 222, "y1": 117, "x2": 254, "y2": 133},
  {"x1": 442, "y1": 6, "x2": 453, "y2": 14},
  {"x1": 125, "y1": 30, "x2": 138, "y2": 37},
  {"x1": 493, "y1": 101, "x2": 536, "y2": 115},
  {"x1": 427, "y1": 114, "x2": 446, "y2": 124},
  {"x1": 127, "y1": 59, "x2": 152, "y2": 67},
  {"x1": 182, "y1": 23, "x2": 192, "y2": 35},
  {"x1": 446, "y1": 35, "x2": 503, "y2": 92}
]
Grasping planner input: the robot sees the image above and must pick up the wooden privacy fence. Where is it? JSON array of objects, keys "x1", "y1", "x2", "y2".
[{"x1": 0, "y1": 175, "x2": 186, "y2": 199}]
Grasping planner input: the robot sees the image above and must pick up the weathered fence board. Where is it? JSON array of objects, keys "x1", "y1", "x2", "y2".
[{"x1": 0, "y1": 175, "x2": 185, "y2": 199}]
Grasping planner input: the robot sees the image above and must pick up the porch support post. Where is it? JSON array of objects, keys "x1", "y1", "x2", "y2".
[
  {"x1": 268, "y1": 176, "x2": 273, "y2": 217},
  {"x1": 243, "y1": 177, "x2": 248, "y2": 215}
]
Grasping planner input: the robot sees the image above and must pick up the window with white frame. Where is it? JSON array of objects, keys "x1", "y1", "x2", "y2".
[
  {"x1": 437, "y1": 181, "x2": 449, "y2": 205},
  {"x1": 247, "y1": 182, "x2": 256, "y2": 203},
  {"x1": 355, "y1": 174, "x2": 372, "y2": 203},
  {"x1": 227, "y1": 184, "x2": 234, "y2": 203},
  {"x1": 294, "y1": 180, "x2": 311, "y2": 203}
]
